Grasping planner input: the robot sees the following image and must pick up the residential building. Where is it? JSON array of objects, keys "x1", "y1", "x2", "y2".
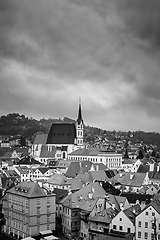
[
  {"x1": 135, "y1": 199, "x2": 160, "y2": 240},
  {"x1": 60, "y1": 182, "x2": 106, "y2": 239},
  {"x1": 3, "y1": 181, "x2": 56, "y2": 239},
  {"x1": 89, "y1": 207, "x2": 117, "y2": 239}
]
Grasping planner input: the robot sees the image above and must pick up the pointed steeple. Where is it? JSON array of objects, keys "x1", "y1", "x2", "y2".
[{"x1": 77, "y1": 97, "x2": 83, "y2": 125}]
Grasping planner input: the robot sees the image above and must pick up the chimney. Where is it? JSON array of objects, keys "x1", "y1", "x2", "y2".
[
  {"x1": 130, "y1": 173, "x2": 134, "y2": 180},
  {"x1": 112, "y1": 203, "x2": 115, "y2": 210},
  {"x1": 91, "y1": 187, "x2": 95, "y2": 193},
  {"x1": 120, "y1": 202, "x2": 124, "y2": 211},
  {"x1": 150, "y1": 163, "x2": 154, "y2": 172},
  {"x1": 88, "y1": 193, "x2": 93, "y2": 199}
]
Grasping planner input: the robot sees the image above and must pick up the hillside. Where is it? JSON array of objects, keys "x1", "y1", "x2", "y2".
[{"x1": 0, "y1": 113, "x2": 160, "y2": 148}]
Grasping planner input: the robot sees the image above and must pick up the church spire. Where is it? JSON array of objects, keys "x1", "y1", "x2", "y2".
[{"x1": 77, "y1": 97, "x2": 83, "y2": 125}]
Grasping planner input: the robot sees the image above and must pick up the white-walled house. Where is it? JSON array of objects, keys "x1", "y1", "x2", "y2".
[
  {"x1": 135, "y1": 200, "x2": 160, "y2": 240},
  {"x1": 111, "y1": 209, "x2": 135, "y2": 234}
]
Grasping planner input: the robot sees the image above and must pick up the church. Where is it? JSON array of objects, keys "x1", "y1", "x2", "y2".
[{"x1": 32, "y1": 100, "x2": 84, "y2": 161}]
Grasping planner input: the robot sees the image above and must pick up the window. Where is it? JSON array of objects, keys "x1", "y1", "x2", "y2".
[
  {"x1": 144, "y1": 232, "x2": 148, "y2": 239},
  {"x1": 158, "y1": 234, "x2": 160, "y2": 240},
  {"x1": 152, "y1": 223, "x2": 154, "y2": 229},
  {"x1": 152, "y1": 212, "x2": 155, "y2": 217},
  {"x1": 151, "y1": 233, "x2": 155, "y2": 240},
  {"x1": 119, "y1": 218, "x2": 122, "y2": 221},
  {"x1": 159, "y1": 224, "x2": 160, "y2": 230},
  {"x1": 119, "y1": 226, "x2": 123, "y2": 231},
  {"x1": 145, "y1": 211, "x2": 148, "y2": 216},
  {"x1": 138, "y1": 221, "x2": 141, "y2": 227},
  {"x1": 113, "y1": 225, "x2": 116, "y2": 230},
  {"x1": 145, "y1": 222, "x2": 148, "y2": 228}
]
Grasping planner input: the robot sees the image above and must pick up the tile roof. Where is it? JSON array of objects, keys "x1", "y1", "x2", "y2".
[
  {"x1": 113, "y1": 172, "x2": 146, "y2": 187},
  {"x1": 52, "y1": 188, "x2": 68, "y2": 203},
  {"x1": 65, "y1": 161, "x2": 92, "y2": 178},
  {"x1": 16, "y1": 166, "x2": 29, "y2": 174},
  {"x1": 33, "y1": 133, "x2": 48, "y2": 144},
  {"x1": 18, "y1": 156, "x2": 42, "y2": 165},
  {"x1": 48, "y1": 174, "x2": 70, "y2": 186},
  {"x1": 122, "y1": 159, "x2": 133, "y2": 164},
  {"x1": 46, "y1": 123, "x2": 76, "y2": 144},
  {"x1": 92, "y1": 163, "x2": 107, "y2": 171},
  {"x1": 138, "y1": 199, "x2": 160, "y2": 216},
  {"x1": 137, "y1": 164, "x2": 150, "y2": 173},
  {"x1": 3, "y1": 169, "x2": 20, "y2": 178},
  {"x1": 76, "y1": 173, "x2": 90, "y2": 184},
  {"x1": 89, "y1": 207, "x2": 117, "y2": 223},
  {"x1": 65, "y1": 162, "x2": 80, "y2": 178},
  {"x1": 7, "y1": 181, "x2": 54, "y2": 198},
  {"x1": 60, "y1": 182, "x2": 106, "y2": 208},
  {"x1": 40, "y1": 145, "x2": 56, "y2": 158},
  {"x1": 68, "y1": 148, "x2": 99, "y2": 156},
  {"x1": 38, "y1": 167, "x2": 50, "y2": 174},
  {"x1": 67, "y1": 178, "x2": 83, "y2": 191},
  {"x1": 88, "y1": 170, "x2": 109, "y2": 182}
]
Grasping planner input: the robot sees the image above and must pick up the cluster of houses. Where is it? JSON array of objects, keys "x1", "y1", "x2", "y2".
[{"x1": 1, "y1": 102, "x2": 160, "y2": 240}]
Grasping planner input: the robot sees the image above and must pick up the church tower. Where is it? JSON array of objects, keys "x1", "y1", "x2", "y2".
[{"x1": 76, "y1": 98, "x2": 84, "y2": 146}]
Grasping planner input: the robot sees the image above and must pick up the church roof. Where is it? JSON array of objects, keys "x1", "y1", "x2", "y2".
[
  {"x1": 33, "y1": 133, "x2": 48, "y2": 144},
  {"x1": 46, "y1": 123, "x2": 76, "y2": 144}
]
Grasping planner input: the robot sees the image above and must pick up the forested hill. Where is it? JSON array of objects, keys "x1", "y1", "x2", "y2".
[{"x1": 0, "y1": 113, "x2": 160, "y2": 147}]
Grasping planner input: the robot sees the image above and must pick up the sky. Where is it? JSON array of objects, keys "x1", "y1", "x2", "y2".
[{"x1": 1, "y1": 0, "x2": 160, "y2": 132}]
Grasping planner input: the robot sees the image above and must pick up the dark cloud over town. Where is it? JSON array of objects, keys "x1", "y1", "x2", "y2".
[{"x1": 0, "y1": 0, "x2": 160, "y2": 131}]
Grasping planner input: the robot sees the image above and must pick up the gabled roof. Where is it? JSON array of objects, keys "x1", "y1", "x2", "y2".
[
  {"x1": 2, "y1": 169, "x2": 20, "y2": 178},
  {"x1": 89, "y1": 207, "x2": 117, "y2": 223},
  {"x1": 65, "y1": 161, "x2": 92, "y2": 178},
  {"x1": 67, "y1": 178, "x2": 83, "y2": 191},
  {"x1": 113, "y1": 172, "x2": 146, "y2": 187},
  {"x1": 137, "y1": 164, "x2": 150, "y2": 173},
  {"x1": 68, "y1": 148, "x2": 99, "y2": 156},
  {"x1": 80, "y1": 198, "x2": 98, "y2": 212},
  {"x1": 92, "y1": 163, "x2": 107, "y2": 171},
  {"x1": 16, "y1": 166, "x2": 29, "y2": 174},
  {"x1": 46, "y1": 123, "x2": 76, "y2": 144},
  {"x1": 122, "y1": 159, "x2": 133, "y2": 165},
  {"x1": 40, "y1": 145, "x2": 56, "y2": 158},
  {"x1": 88, "y1": 170, "x2": 109, "y2": 182},
  {"x1": 7, "y1": 181, "x2": 54, "y2": 198},
  {"x1": 18, "y1": 156, "x2": 42, "y2": 165},
  {"x1": 33, "y1": 133, "x2": 48, "y2": 144},
  {"x1": 38, "y1": 167, "x2": 50, "y2": 174},
  {"x1": 65, "y1": 162, "x2": 80, "y2": 178},
  {"x1": 77, "y1": 173, "x2": 90, "y2": 184},
  {"x1": 48, "y1": 174, "x2": 70, "y2": 186},
  {"x1": 60, "y1": 182, "x2": 106, "y2": 209},
  {"x1": 137, "y1": 199, "x2": 160, "y2": 216},
  {"x1": 106, "y1": 194, "x2": 128, "y2": 212},
  {"x1": 124, "y1": 204, "x2": 141, "y2": 216},
  {"x1": 105, "y1": 170, "x2": 117, "y2": 179},
  {"x1": 52, "y1": 188, "x2": 68, "y2": 203}
]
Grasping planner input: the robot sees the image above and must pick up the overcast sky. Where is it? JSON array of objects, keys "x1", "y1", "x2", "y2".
[{"x1": 1, "y1": 0, "x2": 160, "y2": 132}]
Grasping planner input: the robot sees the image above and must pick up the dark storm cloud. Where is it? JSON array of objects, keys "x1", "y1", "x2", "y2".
[{"x1": 0, "y1": 0, "x2": 160, "y2": 131}]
